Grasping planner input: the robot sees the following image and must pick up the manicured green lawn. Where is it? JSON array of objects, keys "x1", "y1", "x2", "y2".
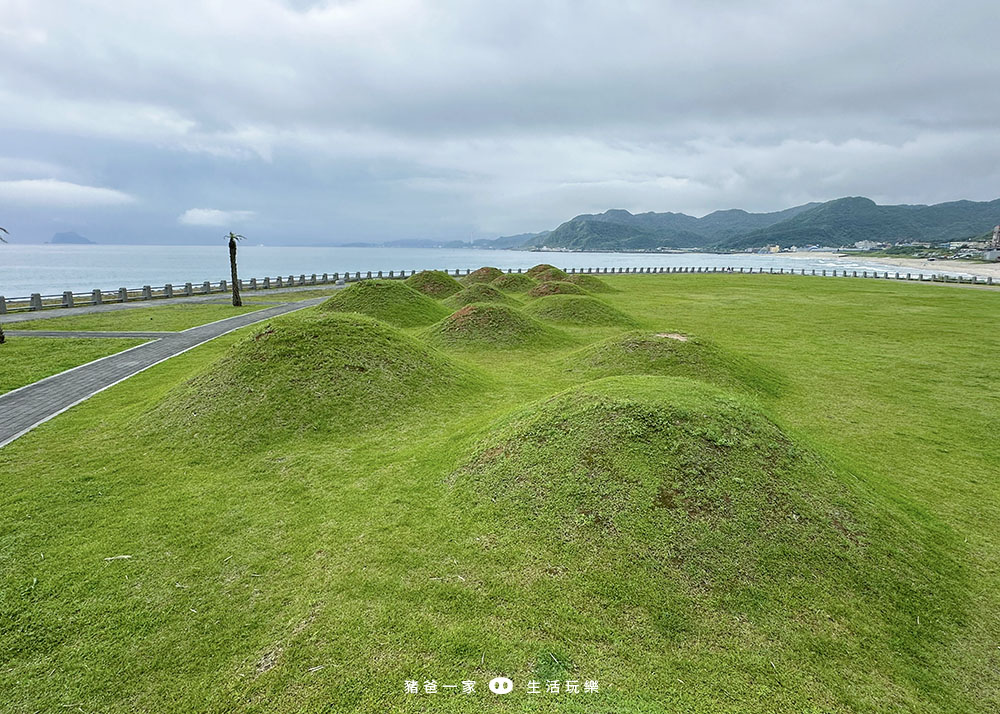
[
  {"x1": 14, "y1": 302, "x2": 267, "y2": 332},
  {"x1": 241, "y1": 287, "x2": 342, "y2": 303},
  {"x1": 0, "y1": 337, "x2": 146, "y2": 394},
  {"x1": 1, "y1": 273, "x2": 997, "y2": 713}
]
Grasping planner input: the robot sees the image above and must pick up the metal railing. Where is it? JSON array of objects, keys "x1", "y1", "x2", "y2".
[{"x1": 0, "y1": 265, "x2": 993, "y2": 314}]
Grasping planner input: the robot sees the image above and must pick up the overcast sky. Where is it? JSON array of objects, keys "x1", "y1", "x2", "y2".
[{"x1": 1, "y1": 0, "x2": 998, "y2": 244}]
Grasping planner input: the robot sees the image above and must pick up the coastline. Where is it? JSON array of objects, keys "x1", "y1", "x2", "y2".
[{"x1": 786, "y1": 251, "x2": 1000, "y2": 279}]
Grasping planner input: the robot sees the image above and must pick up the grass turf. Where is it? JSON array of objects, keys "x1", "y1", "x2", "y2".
[
  {"x1": 1, "y1": 273, "x2": 998, "y2": 713},
  {"x1": 0, "y1": 337, "x2": 146, "y2": 394},
  {"x1": 405, "y1": 270, "x2": 463, "y2": 298},
  {"x1": 13, "y1": 302, "x2": 268, "y2": 332},
  {"x1": 320, "y1": 279, "x2": 448, "y2": 327}
]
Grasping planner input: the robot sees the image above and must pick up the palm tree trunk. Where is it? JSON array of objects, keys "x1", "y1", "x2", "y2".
[{"x1": 229, "y1": 237, "x2": 242, "y2": 307}]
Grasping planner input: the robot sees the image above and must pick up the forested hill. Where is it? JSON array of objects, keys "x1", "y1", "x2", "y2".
[{"x1": 494, "y1": 197, "x2": 1000, "y2": 251}]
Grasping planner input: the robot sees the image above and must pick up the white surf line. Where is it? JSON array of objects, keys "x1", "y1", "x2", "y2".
[{"x1": 0, "y1": 299, "x2": 324, "y2": 450}]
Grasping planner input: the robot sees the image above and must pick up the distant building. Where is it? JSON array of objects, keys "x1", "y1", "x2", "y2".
[{"x1": 854, "y1": 240, "x2": 880, "y2": 251}]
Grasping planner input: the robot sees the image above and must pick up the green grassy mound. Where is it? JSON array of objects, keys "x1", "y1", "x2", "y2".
[
  {"x1": 564, "y1": 273, "x2": 615, "y2": 292},
  {"x1": 525, "y1": 263, "x2": 568, "y2": 279},
  {"x1": 490, "y1": 272, "x2": 538, "y2": 293},
  {"x1": 155, "y1": 311, "x2": 479, "y2": 443},
  {"x1": 450, "y1": 376, "x2": 960, "y2": 703},
  {"x1": 444, "y1": 283, "x2": 516, "y2": 309},
  {"x1": 424, "y1": 303, "x2": 566, "y2": 348},
  {"x1": 462, "y1": 266, "x2": 505, "y2": 284},
  {"x1": 568, "y1": 329, "x2": 782, "y2": 395},
  {"x1": 526, "y1": 280, "x2": 587, "y2": 298},
  {"x1": 404, "y1": 270, "x2": 462, "y2": 298},
  {"x1": 522, "y1": 294, "x2": 636, "y2": 326},
  {"x1": 321, "y1": 279, "x2": 448, "y2": 327}
]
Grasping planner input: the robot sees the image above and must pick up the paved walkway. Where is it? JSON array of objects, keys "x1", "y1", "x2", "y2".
[{"x1": 0, "y1": 298, "x2": 327, "y2": 448}]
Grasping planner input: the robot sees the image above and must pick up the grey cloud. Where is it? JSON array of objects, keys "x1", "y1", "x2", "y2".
[{"x1": 0, "y1": 0, "x2": 998, "y2": 243}]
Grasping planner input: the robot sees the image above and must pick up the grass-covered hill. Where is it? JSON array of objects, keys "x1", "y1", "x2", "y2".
[
  {"x1": 522, "y1": 294, "x2": 636, "y2": 326},
  {"x1": 405, "y1": 269, "x2": 463, "y2": 298},
  {"x1": 320, "y1": 278, "x2": 448, "y2": 326},
  {"x1": 153, "y1": 312, "x2": 483, "y2": 446},
  {"x1": 2, "y1": 272, "x2": 997, "y2": 713},
  {"x1": 444, "y1": 283, "x2": 516, "y2": 308},
  {"x1": 490, "y1": 272, "x2": 538, "y2": 292},
  {"x1": 462, "y1": 266, "x2": 505, "y2": 284},
  {"x1": 424, "y1": 302, "x2": 567, "y2": 348}
]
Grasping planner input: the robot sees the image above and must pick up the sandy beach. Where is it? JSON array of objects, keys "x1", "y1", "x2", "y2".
[{"x1": 788, "y1": 251, "x2": 1000, "y2": 280}]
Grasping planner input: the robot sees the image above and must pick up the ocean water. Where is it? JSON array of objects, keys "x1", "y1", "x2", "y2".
[{"x1": 0, "y1": 244, "x2": 970, "y2": 297}]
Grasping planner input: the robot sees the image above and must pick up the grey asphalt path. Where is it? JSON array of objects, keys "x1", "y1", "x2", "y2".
[
  {"x1": 6, "y1": 330, "x2": 177, "y2": 338},
  {"x1": 0, "y1": 297, "x2": 326, "y2": 449}
]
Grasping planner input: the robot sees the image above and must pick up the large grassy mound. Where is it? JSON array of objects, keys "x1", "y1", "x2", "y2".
[
  {"x1": 462, "y1": 266, "x2": 505, "y2": 284},
  {"x1": 424, "y1": 303, "x2": 566, "y2": 348},
  {"x1": 155, "y1": 311, "x2": 480, "y2": 443},
  {"x1": 490, "y1": 272, "x2": 538, "y2": 293},
  {"x1": 568, "y1": 329, "x2": 782, "y2": 395},
  {"x1": 404, "y1": 270, "x2": 462, "y2": 298},
  {"x1": 444, "y1": 283, "x2": 516, "y2": 309},
  {"x1": 522, "y1": 294, "x2": 637, "y2": 326},
  {"x1": 525, "y1": 263, "x2": 568, "y2": 280},
  {"x1": 526, "y1": 280, "x2": 587, "y2": 298},
  {"x1": 450, "y1": 376, "x2": 960, "y2": 705},
  {"x1": 321, "y1": 279, "x2": 448, "y2": 327},
  {"x1": 565, "y1": 273, "x2": 615, "y2": 292}
]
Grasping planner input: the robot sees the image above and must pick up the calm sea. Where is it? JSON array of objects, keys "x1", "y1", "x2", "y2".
[{"x1": 0, "y1": 244, "x2": 970, "y2": 296}]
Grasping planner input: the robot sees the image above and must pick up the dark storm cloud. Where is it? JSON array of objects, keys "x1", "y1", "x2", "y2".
[{"x1": 1, "y1": 0, "x2": 998, "y2": 243}]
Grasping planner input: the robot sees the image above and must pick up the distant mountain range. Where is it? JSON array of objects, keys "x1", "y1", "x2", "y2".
[{"x1": 489, "y1": 196, "x2": 1000, "y2": 252}]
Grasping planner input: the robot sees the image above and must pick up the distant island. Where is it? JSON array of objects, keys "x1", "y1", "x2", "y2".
[{"x1": 49, "y1": 231, "x2": 96, "y2": 245}]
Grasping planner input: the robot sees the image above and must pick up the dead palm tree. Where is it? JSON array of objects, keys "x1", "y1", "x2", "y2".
[
  {"x1": 227, "y1": 232, "x2": 245, "y2": 307},
  {"x1": 0, "y1": 226, "x2": 8, "y2": 344}
]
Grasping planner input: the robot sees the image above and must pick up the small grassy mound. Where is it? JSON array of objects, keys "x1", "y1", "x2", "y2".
[
  {"x1": 444, "y1": 283, "x2": 516, "y2": 309},
  {"x1": 568, "y1": 329, "x2": 781, "y2": 395},
  {"x1": 404, "y1": 270, "x2": 462, "y2": 298},
  {"x1": 155, "y1": 312, "x2": 480, "y2": 443},
  {"x1": 525, "y1": 263, "x2": 568, "y2": 280},
  {"x1": 522, "y1": 294, "x2": 636, "y2": 327},
  {"x1": 490, "y1": 273, "x2": 538, "y2": 293},
  {"x1": 462, "y1": 266, "x2": 505, "y2": 284},
  {"x1": 450, "y1": 376, "x2": 958, "y2": 700},
  {"x1": 321, "y1": 279, "x2": 448, "y2": 327},
  {"x1": 424, "y1": 303, "x2": 566, "y2": 348},
  {"x1": 526, "y1": 280, "x2": 587, "y2": 298},
  {"x1": 564, "y1": 273, "x2": 615, "y2": 292}
]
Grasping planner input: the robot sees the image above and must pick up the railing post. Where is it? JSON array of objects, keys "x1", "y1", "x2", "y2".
[
  {"x1": 322, "y1": 273, "x2": 328, "y2": 284},
  {"x1": 202, "y1": 281, "x2": 211, "y2": 294},
  {"x1": 0, "y1": 296, "x2": 6, "y2": 314},
  {"x1": 119, "y1": 287, "x2": 129, "y2": 302},
  {"x1": 142, "y1": 285, "x2": 152, "y2": 300},
  {"x1": 30, "y1": 293, "x2": 43, "y2": 310},
  {"x1": 91, "y1": 289, "x2": 103, "y2": 305},
  {"x1": 164, "y1": 283, "x2": 174, "y2": 298},
  {"x1": 62, "y1": 291, "x2": 74, "y2": 308},
  {"x1": 183, "y1": 282, "x2": 193, "y2": 296}
]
